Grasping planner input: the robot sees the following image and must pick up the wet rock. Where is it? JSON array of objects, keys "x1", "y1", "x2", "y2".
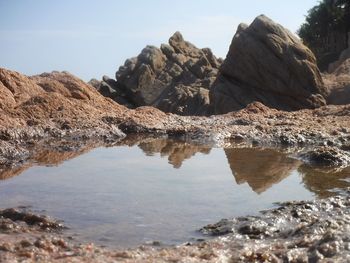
[
  {"x1": 200, "y1": 219, "x2": 236, "y2": 236},
  {"x1": 210, "y1": 15, "x2": 327, "y2": 114},
  {"x1": 0, "y1": 208, "x2": 63, "y2": 230},
  {"x1": 199, "y1": 194, "x2": 350, "y2": 262},
  {"x1": 300, "y1": 147, "x2": 350, "y2": 167},
  {"x1": 238, "y1": 219, "x2": 270, "y2": 238}
]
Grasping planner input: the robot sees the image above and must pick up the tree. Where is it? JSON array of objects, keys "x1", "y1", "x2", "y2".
[{"x1": 298, "y1": 0, "x2": 350, "y2": 69}]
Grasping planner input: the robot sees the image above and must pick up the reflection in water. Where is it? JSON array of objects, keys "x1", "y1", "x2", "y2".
[
  {"x1": 225, "y1": 148, "x2": 301, "y2": 194},
  {"x1": 0, "y1": 142, "x2": 97, "y2": 180},
  {"x1": 299, "y1": 165, "x2": 350, "y2": 198},
  {"x1": 1, "y1": 138, "x2": 350, "y2": 247},
  {"x1": 138, "y1": 138, "x2": 211, "y2": 168},
  {"x1": 1, "y1": 136, "x2": 350, "y2": 198},
  {"x1": 0, "y1": 165, "x2": 30, "y2": 180}
]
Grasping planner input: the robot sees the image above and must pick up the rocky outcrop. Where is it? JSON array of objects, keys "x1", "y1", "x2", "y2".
[
  {"x1": 0, "y1": 68, "x2": 128, "y2": 130},
  {"x1": 210, "y1": 15, "x2": 328, "y2": 114},
  {"x1": 98, "y1": 32, "x2": 221, "y2": 116}
]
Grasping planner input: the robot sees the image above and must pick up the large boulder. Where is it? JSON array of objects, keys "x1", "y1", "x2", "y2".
[
  {"x1": 210, "y1": 15, "x2": 327, "y2": 114},
  {"x1": 114, "y1": 32, "x2": 221, "y2": 115}
]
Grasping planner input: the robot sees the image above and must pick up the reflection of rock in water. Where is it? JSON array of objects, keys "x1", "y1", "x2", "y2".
[
  {"x1": 299, "y1": 165, "x2": 350, "y2": 198},
  {"x1": 0, "y1": 165, "x2": 31, "y2": 180},
  {"x1": 138, "y1": 139, "x2": 211, "y2": 168},
  {"x1": 225, "y1": 148, "x2": 300, "y2": 194},
  {"x1": 0, "y1": 141, "x2": 100, "y2": 181}
]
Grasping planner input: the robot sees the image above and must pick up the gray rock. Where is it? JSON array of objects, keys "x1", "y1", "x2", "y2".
[
  {"x1": 210, "y1": 15, "x2": 328, "y2": 114},
  {"x1": 115, "y1": 31, "x2": 221, "y2": 115},
  {"x1": 99, "y1": 81, "x2": 117, "y2": 98},
  {"x1": 89, "y1": 75, "x2": 134, "y2": 108},
  {"x1": 88, "y1": 78, "x2": 101, "y2": 90},
  {"x1": 154, "y1": 84, "x2": 210, "y2": 116}
]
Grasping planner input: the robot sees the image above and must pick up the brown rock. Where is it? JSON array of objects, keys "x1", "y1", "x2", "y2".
[
  {"x1": 225, "y1": 148, "x2": 301, "y2": 193},
  {"x1": 0, "y1": 68, "x2": 43, "y2": 109},
  {"x1": 0, "y1": 68, "x2": 127, "y2": 129},
  {"x1": 210, "y1": 15, "x2": 327, "y2": 114}
]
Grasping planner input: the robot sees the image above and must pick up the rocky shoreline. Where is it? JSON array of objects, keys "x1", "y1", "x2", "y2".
[
  {"x1": 1, "y1": 13, "x2": 350, "y2": 262},
  {"x1": 1, "y1": 100, "x2": 349, "y2": 171},
  {"x1": 0, "y1": 101, "x2": 350, "y2": 261},
  {"x1": 0, "y1": 68, "x2": 350, "y2": 262},
  {"x1": 1, "y1": 191, "x2": 350, "y2": 262}
]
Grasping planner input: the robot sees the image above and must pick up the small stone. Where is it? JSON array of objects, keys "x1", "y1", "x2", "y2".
[
  {"x1": 20, "y1": 240, "x2": 32, "y2": 248},
  {"x1": 0, "y1": 242, "x2": 12, "y2": 251}
]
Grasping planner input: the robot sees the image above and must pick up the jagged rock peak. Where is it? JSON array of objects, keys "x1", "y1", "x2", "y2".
[{"x1": 111, "y1": 31, "x2": 222, "y2": 115}]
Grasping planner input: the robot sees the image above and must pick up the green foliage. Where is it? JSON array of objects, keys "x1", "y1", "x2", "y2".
[{"x1": 298, "y1": 0, "x2": 350, "y2": 53}]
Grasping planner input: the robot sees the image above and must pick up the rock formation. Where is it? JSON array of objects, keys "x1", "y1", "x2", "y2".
[
  {"x1": 93, "y1": 32, "x2": 221, "y2": 116},
  {"x1": 0, "y1": 68, "x2": 128, "y2": 130},
  {"x1": 210, "y1": 15, "x2": 328, "y2": 114}
]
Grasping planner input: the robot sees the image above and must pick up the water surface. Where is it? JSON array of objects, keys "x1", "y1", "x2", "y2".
[{"x1": 0, "y1": 138, "x2": 349, "y2": 248}]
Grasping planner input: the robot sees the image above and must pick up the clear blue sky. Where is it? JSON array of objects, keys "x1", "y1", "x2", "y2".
[{"x1": 0, "y1": 0, "x2": 318, "y2": 81}]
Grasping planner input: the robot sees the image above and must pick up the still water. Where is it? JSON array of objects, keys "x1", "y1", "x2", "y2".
[{"x1": 0, "y1": 138, "x2": 349, "y2": 248}]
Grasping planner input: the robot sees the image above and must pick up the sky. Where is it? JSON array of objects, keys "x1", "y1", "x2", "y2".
[{"x1": 0, "y1": 0, "x2": 319, "y2": 81}]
